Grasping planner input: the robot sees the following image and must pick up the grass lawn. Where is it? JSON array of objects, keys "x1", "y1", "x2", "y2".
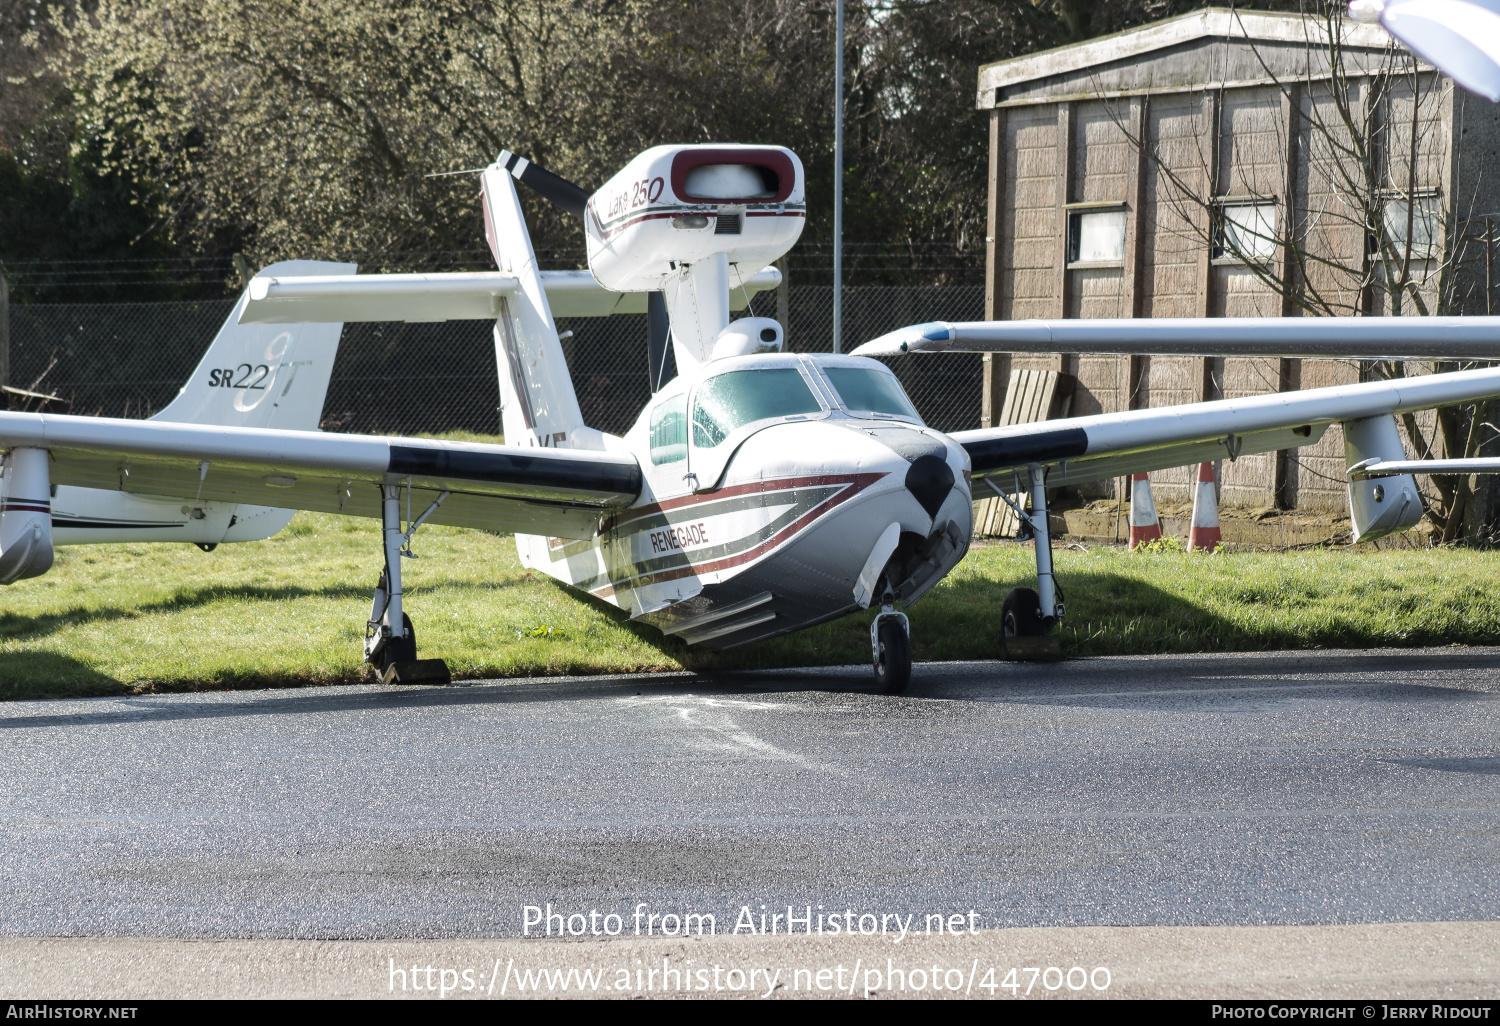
[{"x1": 3, "y1": 511, "x2": 1499, "y2": 700}]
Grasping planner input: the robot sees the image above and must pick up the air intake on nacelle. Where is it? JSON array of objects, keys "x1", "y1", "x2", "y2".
[
  {"x1": 685, "y1": 164, "x2": 778, "y2": 200},
  {"x1": 714, "y1": 212, "x2": 743, "y2": 235}
]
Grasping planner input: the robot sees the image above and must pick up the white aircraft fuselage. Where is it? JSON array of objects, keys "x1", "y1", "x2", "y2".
[{"x1": 516, "y1": 352, "x2": 972, "y2": 650}]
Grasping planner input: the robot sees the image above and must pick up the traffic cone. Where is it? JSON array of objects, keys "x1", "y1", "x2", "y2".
[
  {"x1": 1187, "y1": 461, "x2": 1222, "y2": 553},
  {"x1": 1128, "y1": 473, "x2": 1162, "y2": 549}
]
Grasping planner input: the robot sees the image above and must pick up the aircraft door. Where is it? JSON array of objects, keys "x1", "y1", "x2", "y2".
[{"x1": 646, "y1": 391, "x2": 693, "y2": 499}]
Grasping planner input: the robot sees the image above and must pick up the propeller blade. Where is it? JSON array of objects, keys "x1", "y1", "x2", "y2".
[
  {"x1": 497, "y1": 150, "x2": 590, "y2": 219},
  {"x1": 648, "y1": 291, "x2": 676, "y2": 392}
]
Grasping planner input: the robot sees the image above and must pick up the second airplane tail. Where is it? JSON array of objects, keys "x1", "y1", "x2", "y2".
[{"x1": 152, "y1": 259, "x2": 356, "y2": 432}]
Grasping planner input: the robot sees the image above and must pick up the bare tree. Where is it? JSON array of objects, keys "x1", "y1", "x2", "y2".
[{"x1": 1101, "y1": 2, "x2": 1497, "y2": 542}]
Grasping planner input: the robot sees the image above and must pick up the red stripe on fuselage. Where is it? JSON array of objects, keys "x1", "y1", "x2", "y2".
[
  {"x1": 598, "y1": 208, "x2": 807, "y2": 241},
  {"x1": 587, "y1": 472, "x2": 888, "y2": 597}
]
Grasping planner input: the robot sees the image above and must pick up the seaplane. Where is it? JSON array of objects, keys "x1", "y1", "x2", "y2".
[{"x1": 6, "y1": 141, "x2": 1500, "y2": 693}]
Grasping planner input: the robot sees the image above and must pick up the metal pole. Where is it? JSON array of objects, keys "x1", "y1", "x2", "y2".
[
  {"x1": 832, "y1": 0, "x2": 844, "y2": 354},
  {"x1": 0, "y1": 266, "x2": 9, "y2": 391}
]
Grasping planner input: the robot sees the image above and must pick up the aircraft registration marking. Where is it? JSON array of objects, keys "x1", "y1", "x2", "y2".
[{"x1": 534, "y1": 473, "x2": 886, "y2": 600}]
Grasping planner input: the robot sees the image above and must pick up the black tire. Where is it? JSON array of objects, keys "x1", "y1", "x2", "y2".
[
  {"x1": 195, "y1": 543, "x2": 217, "y2": 553},
  {"x1": 873, "y1": 620, "x2": 911, "y2": 694},
  {"x1": 381, "y1": 613, "x2": 417, "y2": 669},
  {"x1": 1002, "y1": 587, "x2": 1047, "y2": 637}
]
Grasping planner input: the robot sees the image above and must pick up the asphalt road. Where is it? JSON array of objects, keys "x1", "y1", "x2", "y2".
[{"x1": 4, "y1": 649, "x2": 1500, "y2": 940}]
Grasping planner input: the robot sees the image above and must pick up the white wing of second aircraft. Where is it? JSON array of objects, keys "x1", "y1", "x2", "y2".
[{"x1": 852, "y1": 316, "x2": 1500, "y2": 361}]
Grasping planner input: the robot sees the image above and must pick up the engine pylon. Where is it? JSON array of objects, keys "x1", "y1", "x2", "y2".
[
  {"x1": 1187, "y1": 461, "x2": 1221, "y2": 553},
  {"x1": 1128, "y1": 472, "x2": 1162, "y2": 549}
]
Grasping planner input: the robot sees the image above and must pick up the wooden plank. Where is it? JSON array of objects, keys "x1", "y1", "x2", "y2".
[
  {"x1": 1195, "y1": 90, "x2": 1220, "y2": 419},
  {"x1": 1122, "y1": 96, "x2": 1147, "y2": 321},
  {"x1": 986, "y1": 109, "x2": 1003, "y2": 321},
  {"x1": 1054, "y1": 102, "x2": 1074, "y2": 321},
  {"x1": 981, "y1": 353, "x2": 1010, "y2": 427},
  {"x1": 1275, "y1": 83, "x2": 1302, "y2": 508},
  {"x1": 975, "y1": 368, "x2": 1069, "y2": 537}
]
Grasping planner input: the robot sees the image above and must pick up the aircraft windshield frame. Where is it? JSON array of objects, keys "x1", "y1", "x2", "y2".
[
  {"x1": 689, "y1": 361, "x2": 828, "y2": 450},
  {"x1": 808, "y1": 356, "x2": 924, "y2": 424}
]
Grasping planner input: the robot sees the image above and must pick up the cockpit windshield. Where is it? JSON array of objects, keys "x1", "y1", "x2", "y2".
[
  {"x1": 692, "y1": 368, "x2": 822, "y2": 448},
  {"x1": 823, "y1": 366, "x2": 920, "y2": 420}
]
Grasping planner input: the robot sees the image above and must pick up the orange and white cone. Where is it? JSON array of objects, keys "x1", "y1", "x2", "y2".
[
  {"x1": 1187, "y1": 461, "x2": 1221, "y2": 553},
  {"x1": 1128, "y1": 472, "x2": 1162, "y2": 549}
]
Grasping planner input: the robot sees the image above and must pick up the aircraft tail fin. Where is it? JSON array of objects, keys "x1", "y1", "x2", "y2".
[
  {"x1": 480, "y1": 162, "x2": 587, "y2": 448},
  {"x1": 152, "y1": 260, "x2": 356, "y2": 431}
]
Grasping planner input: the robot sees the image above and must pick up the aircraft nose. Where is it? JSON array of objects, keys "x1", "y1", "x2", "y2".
[{"x1": 905, "y1": 454, "x2": 955, "y2": 519}]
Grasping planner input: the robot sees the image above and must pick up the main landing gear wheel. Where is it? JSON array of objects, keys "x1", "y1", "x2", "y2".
[
  {"x1": 1001, "y1": 587, "x2": 1047, "y2": 638},
  {"x1": 379, "y1": 612, "x2": 417, "y2": 672},
  {"x1": 874, "y1": 618, "x2": 912, "y2": 694}
]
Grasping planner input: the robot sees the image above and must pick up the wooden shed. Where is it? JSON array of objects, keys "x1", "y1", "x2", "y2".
[{"x1": 977, "y1": 7, "x2": 1500, "y2": 511}]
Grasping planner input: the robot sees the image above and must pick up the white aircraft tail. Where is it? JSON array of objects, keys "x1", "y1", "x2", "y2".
[
  {"x1": 35, "y1": 260, "x2": 359, "y2": 553},
  {"x1": 152, "y1": 260, "x2": 355, "y2": 431},
  {"x1": 479, "y1": 165, "x2": 588, "y2": 448}
]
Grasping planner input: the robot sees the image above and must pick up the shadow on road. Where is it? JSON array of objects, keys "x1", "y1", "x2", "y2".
[{"x1": 2, "y1": 647, "x2": 1497, "y2": 731}]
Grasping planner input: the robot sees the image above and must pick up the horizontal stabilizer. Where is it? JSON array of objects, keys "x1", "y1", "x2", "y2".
[
  {"x1": 854, "y1": 316, "x2": 1500, "y2": 361},
  {"x1": 241, "y1": 268, "x2": 782, "y2": 324}
]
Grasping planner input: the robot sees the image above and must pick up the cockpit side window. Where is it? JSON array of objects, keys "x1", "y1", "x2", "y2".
[
  {"x1": 823, "y1": 366, "x2": 921, "y2": 421},
  {"x1": 650, "y1": 394, "x2": 687, "y2": 464},
  {"x1": 691, "y1": 368, "x2": 822, "y2": 448}
]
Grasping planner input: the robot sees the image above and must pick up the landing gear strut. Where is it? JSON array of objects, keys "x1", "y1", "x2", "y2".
[
  {"x1": 365, "y1": 482, "x2": 450, "y2": 684},
  {"x1": 870, "y1": 586, "x2": 911, "y2": 694},
  {"x1": 990, "y1": 464, "x2": 1064, "y2": 650}
]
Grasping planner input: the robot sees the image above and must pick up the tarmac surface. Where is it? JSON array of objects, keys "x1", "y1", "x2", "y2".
[{"x1": 4, "y1": 649, "x2": 1500, "y2": 997}]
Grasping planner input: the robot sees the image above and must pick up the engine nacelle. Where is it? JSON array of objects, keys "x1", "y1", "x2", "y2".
[
  {"x1": 584, "y1": 144, "x2": 805, "y2": 293},
  {"x1": 1343, "y1": 414, "x2": 1425, "y2": 543},
  {"x1": 0, "y1": 447, "x2": 55, "y2": 583}
]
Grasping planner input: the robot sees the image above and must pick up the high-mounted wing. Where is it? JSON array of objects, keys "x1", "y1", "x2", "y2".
[
  {"x1": 0, "y1": 410, "x2": 641, "y2": 540},
  {"x1": 853, "y1": 316, "x2": 1500, "y2": 360},
  {"x1": 957, "y1": 363, "x2": 1500, "y2": 484}
]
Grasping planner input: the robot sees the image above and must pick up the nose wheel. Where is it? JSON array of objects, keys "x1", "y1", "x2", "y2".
[{"x1": 871, "y1": 607, "x2": 911, "y2": 694}]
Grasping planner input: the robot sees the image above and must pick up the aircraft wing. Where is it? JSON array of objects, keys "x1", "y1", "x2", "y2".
[
  {"x1": 853, "y1": 316, "x2": 1500, "y2": 361},
  {"x1": 0, "y1": 412, "x2": 641, "y2": 540},
  {"x1": 239, "y1": 267, "x2": 782, "y2": 324},
  {"x1": 954, "y1": 364, "x2": 1500, "y2": 490}
]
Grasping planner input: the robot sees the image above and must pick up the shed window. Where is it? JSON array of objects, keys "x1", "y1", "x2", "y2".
[
  {"x1": 1213, "y1": 200, "x2": 1277, "y2": 262},
  {"x1": 1380, "y1": 195, "x2": 1439, "y2": 261},
  {"x1": 1067, "y1": 209, "x2": 1126, "y2": 265}
]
